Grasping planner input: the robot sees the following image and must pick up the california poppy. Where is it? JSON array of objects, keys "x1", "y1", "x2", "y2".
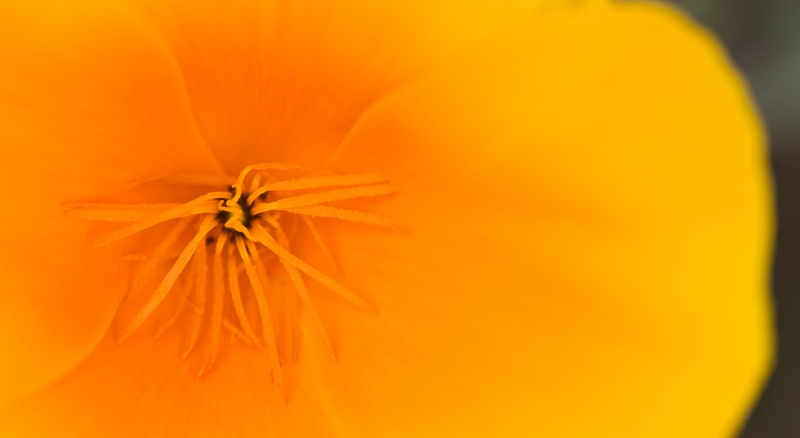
[{"x1": 0, "y1": 0, "x2": 772, "y2": 436}]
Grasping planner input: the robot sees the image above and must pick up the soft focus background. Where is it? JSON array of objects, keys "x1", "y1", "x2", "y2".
[{"x1": 659, "y1": 0, "x2": 800, "y2": 435}]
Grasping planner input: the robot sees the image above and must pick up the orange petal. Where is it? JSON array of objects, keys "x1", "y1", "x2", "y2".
[
  {"x1": 311, "y1": 3, "x2": 772, "y2": 436},
  {"x1": 125, "y1": 0, "x2": 567, "y2": 172},
  {"x1": 0, "y1": 0, "x2": 221, "y2": 411},
  {"x1": 0, "y1": 334, "x2": 335, "y2": 437},
  {"x1": 0, "y1": 2, "x2": 773, "y2": 438},
  {"x1": 64, "y1": 203, "x2": 181, "y2": 222}
]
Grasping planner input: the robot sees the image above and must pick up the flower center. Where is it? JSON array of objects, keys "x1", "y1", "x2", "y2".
[
  {"x1": 66, "y1": 163, "x2": 407, "y2": 403},
  {"x1": 217, "y1": 188, "x2": 256, "y2": 231}
]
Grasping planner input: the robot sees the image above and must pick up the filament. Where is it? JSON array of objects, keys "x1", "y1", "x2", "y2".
[
  {"x1": 249, "y1": 173, "x2": 263, "y2": 194},
  {"x1": 298, "y1": 215, "x2": 340, "y2": 275},
  {"x1": 183, "y1": 237, "x2": 209, "y2": 358},
  {"x1": 118, "y1": 216, "x2": 217, "y2": 342},
  {"x1": 251, "y1": 221, "x2": 337, "y2": 362},
  {"x1": 245, "y1": 223, "x2": 376, "y2": 314},
  {"x1": 123, "y1": 173, "x2": 235, "y2": 189},
  {"x1": 262, "y1": 217, "x2": 337, "y2": 357},
  {"x1": 287, "y1": 205, "x2": 410, "y2": 232},
  {"x1": 247, "y1": 173, "x2": 388, "y2": 205},
  {"x1": 129, "y1": 216, "x2": 193, "y2": 299},
  {"x1": 200, "y1": 236, "x2": 228, "y2": 376},
  {"x1": 154, "y1": 256, "x2": 198, "y2": 339},
  {"x1": 234, "y1": 163, "x2": 334, "y2": 192},
  {"x1": 236, "y1": 236, "x2": 285, "y2": 402},
  {"x1": 65, "y1": 203, "x2": 181, "y2": 222},
  {"x1": 226, "y1": 244, "x2": 262, "y2": 347},
  {"x1": 180, "y1": 300, "x2": 254, "y2": 347},
  {"x1": 250, "y1": 183, "x2": 398, "y2": 216},
  {"x1": 222, "y1": 319, "x2": 253, "y2": 346},
  {"x1": 96, "y1": 192, "x2": 231, "y2": 247},
  {"x1": 66, "y1": 203, "x2": 222, "y2": 222}
]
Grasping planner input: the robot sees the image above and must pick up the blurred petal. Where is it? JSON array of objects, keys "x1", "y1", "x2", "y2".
[
  {"x1": 0, "y1": 331, "x2": 335, "y2": 438},
  {"x1": 307, "y1": 2, "x2": 772, "y2": 436},
  {"x1": 126, "y1": 0, "x2": 567, "y2": 172},
  {"x1": 0, "y1": 0, "x2": 221, "y2": 410}
]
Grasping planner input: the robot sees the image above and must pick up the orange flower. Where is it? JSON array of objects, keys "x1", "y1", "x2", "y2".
[{"x1": 0, "y1": 0, "x2": 772, "y2": 436}]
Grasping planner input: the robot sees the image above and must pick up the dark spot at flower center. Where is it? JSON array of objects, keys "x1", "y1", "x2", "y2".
[{"x1": 215, "y1": 191, "x2": 263, "y2": 232}]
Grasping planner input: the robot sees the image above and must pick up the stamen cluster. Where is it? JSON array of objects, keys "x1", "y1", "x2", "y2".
[{"x1": 66, "y1": 163, "x2": 407, "y2": 402}]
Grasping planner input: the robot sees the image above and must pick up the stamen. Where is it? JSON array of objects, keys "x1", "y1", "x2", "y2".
[
  {"x1": 96, "y1": 192, "x2": 231, "y2": 247},
  {"x1": 228, "y1": 183, "x2": 244, "y2": 206},
  {"x1": 222, "y1": 319, "x2": 253, "y2": 346},
  {"x1": 200, "y1": 236, "x2": 228, "y2": 377},
  {"x1": 66, "y1": 203, "x2": 220, "y2": 223},
  {"x1": 129, "y1": 216, "x2": 193, "y2": 299},
  {"x1": 249, "y1": 173, "x2": 263, "y2": 194},
  {"x1": 188, "y1": 204, "x2": 222, "y2": 216},
  {"x1": 118, "y1": 215, "x2": 218, "y2": 342},
  {"x1": 247, "y1": 230, "x2": 336, "y2": 361},
  {"x1": 153, "y1": 256, "x2": 197, "y2": 339},
  {"x1": 242, "y1": 223, "x2": 377, "y2": 314},
  {"x1": 264, "y1": 217, "x2": 291, "y2": 250},
  {"x1": 297, "y1": 215, "x2": 341, "y2": 275},
  {"x1": 250, "y1": 183, "x2": 398, "y2": 216},
  {"x1": 226, "y1": 244, "x2": 263, "y2": 347},
  {"x1": 287, "y1": 205, "x2": 410, "y2": 232},
  {"x1": 184, "y1": 300, "x2": 253, "y2": 347},
  {"x1": 65, "y1": 203, "x2": 180, "y2": 222},
  {"x1": 241, "y1": 237, "x2": 289, "y2": 360},
  {"x1": 123, "y1": 173, "x2": 235, "y2": 189},
  {"x1": 73, "y1": 163, "x2": 401, "y2": 382},
  {"x1": 246, "y1": 174, "x2": 388, "y2": 205},
  {"x1": 236, "y1": 236, "x2": 285, "y2": 402},
  {"x1": 261, "y1": 170, "x2": 280, "y2": 183},
  {"x1": 234, "y1": 163, "x2": 335, "y2": 192},
  {"x1": 183, "y1": 236, "x2": 209, "y2": 358}
]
